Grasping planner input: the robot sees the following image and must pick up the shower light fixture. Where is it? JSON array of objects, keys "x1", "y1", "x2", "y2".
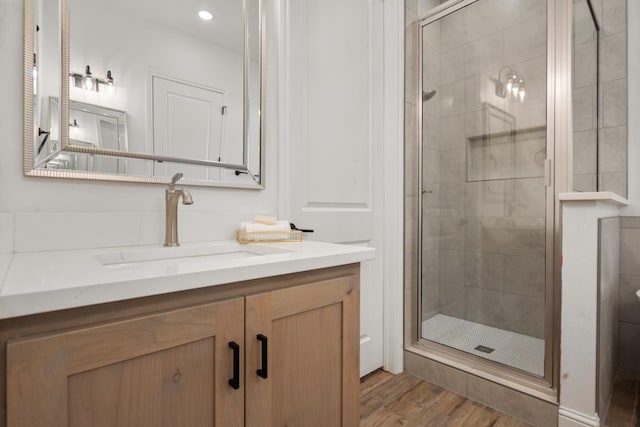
[
  {"x1": 491, "y1": 67, "x2": 526, "y2": 102},
  {"x1": 70, "y1": 65, "x2": 115, "y2": 95}
]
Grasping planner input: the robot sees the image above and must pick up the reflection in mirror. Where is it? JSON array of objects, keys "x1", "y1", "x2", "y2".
[
  {"x1": 37, "y1": 98, "x2": 128, "y2": 174},
  {"x1": 572, "y1": 0, "x2": 599, "y2": 192},
  {"x1": 25, "y1": 0, "x2": 263, "y2": 188}
]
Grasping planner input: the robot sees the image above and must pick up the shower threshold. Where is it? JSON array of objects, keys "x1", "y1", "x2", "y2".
[{"x1": 422, "y1": 314, "x2": 544, "y2": 377}]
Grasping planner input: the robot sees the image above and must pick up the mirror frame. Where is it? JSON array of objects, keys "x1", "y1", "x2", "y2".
[{"x1": 23, "y1": 0, "x2": 265, "y2": 189}]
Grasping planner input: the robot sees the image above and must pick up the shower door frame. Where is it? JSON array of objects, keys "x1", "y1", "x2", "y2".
[{"x1": 408, "y1": 0, "x2": 564, "y2": 398}]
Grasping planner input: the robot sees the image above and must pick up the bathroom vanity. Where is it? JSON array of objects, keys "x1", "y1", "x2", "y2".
[{"x1": 0, "y1": 241, "x2": 373, "y2": 426}]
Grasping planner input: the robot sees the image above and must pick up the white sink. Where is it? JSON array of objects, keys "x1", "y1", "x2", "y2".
[{"x1": 95, "y1": 242, "x2": 290, "y2": 269}]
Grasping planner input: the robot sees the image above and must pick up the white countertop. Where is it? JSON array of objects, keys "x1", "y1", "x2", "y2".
[{"x1": 0, "y1": 240, "x2": 375, "y2": 320}]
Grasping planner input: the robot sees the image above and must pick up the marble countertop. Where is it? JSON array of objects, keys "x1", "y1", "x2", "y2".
[{"x1": 0, "y1": 240, "x2": 375, "y2": 320}]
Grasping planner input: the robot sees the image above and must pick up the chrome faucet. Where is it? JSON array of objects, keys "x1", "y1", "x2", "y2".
[{"x1": 164, "y1": 173, "x2": 193, "y2": 247}]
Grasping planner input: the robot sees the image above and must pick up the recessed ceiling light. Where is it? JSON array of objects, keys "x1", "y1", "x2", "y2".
[{"x1": 198, "y1": 10, "x2": 214, "y2": 21}]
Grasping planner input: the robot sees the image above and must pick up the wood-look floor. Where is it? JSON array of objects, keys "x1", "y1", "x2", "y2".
[
  {"x1": 361, "y1": 369, "x2": 640, "y2": 427},
  {"x1": 605, "y1": 369, "x2": 640, "y2": 427},
  {"x1": 360, "y1": 370, "x2": 531, "y2": 426}
]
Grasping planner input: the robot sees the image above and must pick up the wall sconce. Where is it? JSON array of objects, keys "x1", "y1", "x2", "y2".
[
  {"x1": 491, "y1": 67, "x2": 526, "y2": 102},
  {"x1": 70, "y1": 65, "x2": 115, "y2": 95}
]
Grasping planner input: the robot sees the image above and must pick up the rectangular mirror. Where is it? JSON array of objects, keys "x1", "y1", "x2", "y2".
[{"x1": 24, "y1": 0, "x2": 264, "y2": 188}]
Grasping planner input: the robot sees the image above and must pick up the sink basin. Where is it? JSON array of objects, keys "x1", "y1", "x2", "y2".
[{"x1": 95, "y1": 242, "x2": 290, "y2": 269}]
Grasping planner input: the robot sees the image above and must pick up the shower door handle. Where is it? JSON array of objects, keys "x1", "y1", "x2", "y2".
[{"x1": 544, "y1": 159, "x2": 552, "y2": 187}]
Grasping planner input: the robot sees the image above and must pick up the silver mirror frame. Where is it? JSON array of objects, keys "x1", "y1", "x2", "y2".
[{"x1": 23, "y1": 0, "x2": 265, "y2": 189}]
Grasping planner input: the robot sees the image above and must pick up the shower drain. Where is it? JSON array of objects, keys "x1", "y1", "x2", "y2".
[{"x1": 474, "y1": 345, "x2": 495, "y2": 354}]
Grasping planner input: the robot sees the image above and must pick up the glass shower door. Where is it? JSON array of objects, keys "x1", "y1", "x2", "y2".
[{"x1": 419, "y1": 0, "x2": 550, "y2": 378}]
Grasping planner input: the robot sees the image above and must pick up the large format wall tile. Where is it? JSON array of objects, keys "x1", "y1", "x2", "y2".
[
  {"x1": 423, "y1": 113, "x2": 440, "y2": 151},
  {"x1": 573, "y1": 85, "x2": 597, "y2": 131},
  {"x1": 404, "y1": 350, "x2": 468, "y2": 396},
  {"x1": 465, "y1": 287, "x2": 545, "y2": 337},
  {"x1": 438, "y1": 182, "x2": 465, "y2": 216},
  {"x1": 439, "y1": 216, "x2": 465, "y2": 251},
  {"x1": 464, "y1": 251, "x2": 505, "y2": 291},
  {"x1": 467, "y1": 376, "x2": 559, "y2": 426},
  {"x1": 464, "y1": 182, "x2": 506, "y2": 218},
  {"x1": 598, "y1": 216, "x2": 620, "y2": 422},
  {"x1": 439, "y1": 283, "x2": 466, "y2": 318},
  {"x1": 619, "y1": 275, "x2": 640, "y2": 324},
  {"x1": 619, "y1": 322, "x2": 640, "y2": 373},
  {"x1": 464, "y1": 32, "x2": 504, "y2": 78},
  {"x1": 439, "y1": 249, "x2": 465, "y2": 285},
  {"x1": 602, "y1": 0, "x2": 626, "y2": 35},
  {"x1": 439, "y1": 149, "x2": 466, "y2": 183},
  {"x1": 620, "y1": 227, "x2": 640, "y2": 276},
  {"x1": 504, "y1": 15, "x2": 547, "y2": 65},
  {"x1": 440, "y1": 46, "x2": 465, "y2": 85},
  {"x1": 600, "y1": 32, "x2": 627, "y2": 82},
  {"x1": 504, "y1": 178, "x2": 545, "y2": 219},
  {"x1": 440, "y1": 80, "x2": 466, "y2": 117},
  {"x1": 574, "y1": 39, "x2": 598, "y2": 88},
  {"x1": 465, "y1": 217, "x2": 546, "y2": 258},
  {"x1": 439, "y1": 114, "x2": 466, "y2": 151},
  {"x1": 603, "y1": 79, "x2": 628, "y2": 128},
  {"x1": 439, "y1": 8, "x2": 466, "y2": 52},
  {"x1": 505, "y1": 255, "x2": 545, "y2": 298},
  {"x1": 600, "y1": 172, "x2": 627, "y2": 196},
  {"x1": 573, "y1": 130, "x2": 597, "y2": 175}
]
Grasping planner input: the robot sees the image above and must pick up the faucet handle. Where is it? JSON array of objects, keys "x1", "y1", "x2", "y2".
[{"x1": 169, "y1": 172, "x2": 184, "y2": 189}]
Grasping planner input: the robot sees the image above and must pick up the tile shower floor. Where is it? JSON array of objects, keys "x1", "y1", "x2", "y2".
[{"x1": 422, "y1": 314, "x2": 545, "y2": 377}]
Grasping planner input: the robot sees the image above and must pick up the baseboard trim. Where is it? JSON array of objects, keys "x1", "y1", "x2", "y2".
[{"x1": 558, "y1": 406, "x2": 600, "y2": 427}]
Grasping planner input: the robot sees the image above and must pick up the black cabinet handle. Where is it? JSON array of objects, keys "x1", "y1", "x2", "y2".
[
  {"x1": 228, "y1": 341, "x2": 240, "y2": 390},
  {"x1": 257, "y1": 334, "x2": 268, "y2": 379}
]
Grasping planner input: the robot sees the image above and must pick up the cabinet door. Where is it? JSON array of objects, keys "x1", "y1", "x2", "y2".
[
  {"x1": 246, "y1": 274, "x2": 360, "y2": 426},
  {"x1": 7, "y1": 299, "x2": 244, "y2": 427}
]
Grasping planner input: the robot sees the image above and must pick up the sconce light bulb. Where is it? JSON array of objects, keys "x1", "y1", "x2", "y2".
[
  {"x1": 519, "y1": 89, "x2": 525, "y2": 102},
  {"x1": 511, "y1": 85, "x2": 519, "y2": 97},
  {"x1": 106, "y1": 70, "x2": 114, "y2": 96},
  {"x1": 84, "y1": 65, "x2": 94, "y2": 91},
  {"x1": 198, "y1": 10, "x2": 214, "y2": 20},
  {"x1": 506, "y1": 81, "x2": 513, "y2": 93},
  {"x1": 32, "y1": 66, "x2": 38, "y2": 94}
]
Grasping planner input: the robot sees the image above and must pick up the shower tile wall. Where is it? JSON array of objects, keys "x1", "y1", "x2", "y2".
[
  {"x1": 618, "y1": 217, "x2": 640, "y2": 373},
  {"x1": 573, "y1": 0, "x2": 628, "y2": 196},
  {"x1": 598, "y1": 217, "x2": 620, "y2": 422},
  {"x1": 421, "y1": 0, "x2": 548, "y2": 339}
]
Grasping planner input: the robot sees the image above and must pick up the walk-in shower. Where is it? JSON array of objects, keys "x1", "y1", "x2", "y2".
[
  {"x1": 407, "y1": 0, "x2": 602, "y2": 391},
  {"x1": 409, "y1": 0, "x2": 561, "y2": 385}
]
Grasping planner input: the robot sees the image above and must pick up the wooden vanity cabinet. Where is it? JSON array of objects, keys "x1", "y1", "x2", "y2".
[
  {"x1": 245, "y1": 273, "x2": 360, "y2": 426},
  {"x1": 7, "y1": 298, "x2": 246, "y2": 427},
  {"x1": 2, "y1": 264, "x2": 360, "y2": 427}
]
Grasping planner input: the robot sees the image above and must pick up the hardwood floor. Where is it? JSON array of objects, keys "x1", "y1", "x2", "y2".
[
  {"x1": 360, "y1": 370, "x2": 532, "y2": 426},
  {"x1": 605, "y1": 370, "x2": 640, "y2": 427}
]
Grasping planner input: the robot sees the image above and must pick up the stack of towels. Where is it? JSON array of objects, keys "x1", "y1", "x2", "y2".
[{"x1": 240, "y1": 216, "x2": 292, "y2": 241}]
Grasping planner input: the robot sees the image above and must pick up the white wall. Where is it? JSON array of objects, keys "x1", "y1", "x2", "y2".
[{"x1": 0, "y1": 0, "x2": 279, "y2": 251}]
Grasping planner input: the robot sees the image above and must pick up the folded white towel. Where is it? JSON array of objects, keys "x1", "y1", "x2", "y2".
[
  {"x1": 241, "y1": 220, "x2": 291, "y2": 233},
  {"x1": 254, "y1": 215, "x2": 278, "y2": 225}
]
